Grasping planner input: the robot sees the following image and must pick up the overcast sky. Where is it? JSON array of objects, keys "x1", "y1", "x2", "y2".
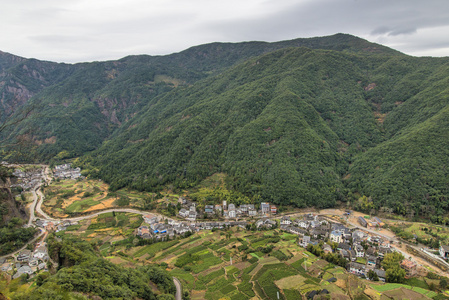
[{"x1": 1, "y1": 0, "x2": 449, "y2": 63}]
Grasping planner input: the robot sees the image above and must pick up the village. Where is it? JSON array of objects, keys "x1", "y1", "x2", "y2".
[
  {"x1": 136, "y1": 196, "x2": 449, "y2": 283},
  {"x1": 0, "y1": 241, "x2": 49, "y2": 280},
  {"x1": 2, "y1": 163, "x2": 449, "y2": 290}
]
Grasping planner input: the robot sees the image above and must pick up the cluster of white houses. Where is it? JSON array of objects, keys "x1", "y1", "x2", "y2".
[
  {"x1": 0, "y1": 242, "x2": 49, "y2": 280},
  {"x1": 177, "y1": 197, "x2": 277, "y2": 221},
  {"x1": 136, "y1": 214, "x2": 248, "y2": 240},
  {"x1": 280, "y1": 214, "x2": 420, "y2": 282},
  {"x1": 53, "y1": 164, "x2": 83, "y2": 180},
  {"x1": 35, "y1": 219, "x2": 78, "y2": 232},
  {"x1": 12, "y1": 168, "x2": 45, "y2": 190}
]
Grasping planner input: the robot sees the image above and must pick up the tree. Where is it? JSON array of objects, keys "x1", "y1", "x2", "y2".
[
  {"x1": 385, "y1": 266, "x2": 406, "y2": 283},
  {"x1": 381, "y1": 252, "x2": 404, "y2": 271},
  {"x1": 367, "y1": 270, "x2": 379, "y2": 281},
  {"x1": 440, "y1": 278, "x2": 448, "y2": 290}
]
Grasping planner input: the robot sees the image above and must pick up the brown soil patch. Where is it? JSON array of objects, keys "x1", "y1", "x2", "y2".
[
  {"x1": 101, "y1": 236, "x2": 113, "y2": 243},
  {"x1": 286, "y1": 254, "x2": 305, "y2": 265},
  {"x1": 275, "y1": 274, "x2": 307, "y2": 289},
  {"x1": 383, "y1": 287, "x2": 432, "y2": 300},
  {"x1": 61, "y1": 195, "x2": 82, "y2": 209},
  {"x1": 126, "y1": 246, "x2": 144, "y2": 257},
  {"x1": 330, "y1": 294, "x2": 351, "y2": 300},
  {"x1": 364, "y1": 83, "x2": 377, "y2": 91},
  {"x1": 85, "y1": 198, "x2": 115, "y2": 212},
  {"x1": 233, "y1": 261, "x2": 250, "y2": 270},
  {"x1": 335, "y1": 278, "x2": 347, "y2": 289},
  {"x1": 191, "y1": 290, "x2": 206, "y2": 300},
  {"x1": 44, "y1": 136, "x2": 56, "y2": 144},
  {"x1": 140, "y1": 253, "x2": 151, "y2": 260},
  {"x1": 159, "y1": 254, "x2": 177, "y2": 264},
  {"x1": 250, "y1": 263, "x2": 263, "y2": 276},
  {"x1": 374, "y1": 111, "x2": 387, "y2": 124},
  {"x1": 78, "y1": 219, "x2": 91, "y2": 231},
  {"x1": 364, "y1": 287, "x2": 381, "y2": 300},
  {"x1": 42, "y1": 207, "x2": 68, "y2": 218}
]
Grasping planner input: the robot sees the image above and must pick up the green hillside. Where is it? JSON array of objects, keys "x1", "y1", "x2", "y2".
[
  {"x1": 2, "y1": 34, "x2": 449, "y2": 219},
  {"x1": 2, "y1": 234, "x2": 176, "y2": 299},
  {"x1": 82, "y1": 47, "x2": 449, "y2": 218},
  {"x1": 0, "y1": 33, "x2": 396, "y2": 161}
]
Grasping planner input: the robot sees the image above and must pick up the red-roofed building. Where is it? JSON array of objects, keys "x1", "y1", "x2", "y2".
[{"x1": 401, "y1": 259, "x2": 417, "y2": 278}]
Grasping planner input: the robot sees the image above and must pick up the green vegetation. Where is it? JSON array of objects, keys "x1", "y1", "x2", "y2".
[
  {"x1": 3, "y1": 34, "x2": 449, "y2": 221},
  {"x1": 77, "y1": 38, "x2": 449, "y2": 219},
  {"x1": 0, "y1": 217, "x2": 37, "y2": 255},
  {"x1": 0, "y1": 177, "x2": 37, "y2": 255},
  {"x1": 2, "y1": 234, "x2": 176, "y2": 300},
  {"x1": 382, "y1": 252, "x2": 406, "y2": 283}
]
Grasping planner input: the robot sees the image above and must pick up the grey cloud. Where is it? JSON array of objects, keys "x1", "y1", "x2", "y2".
[
  {"x1": 371, "y1": 26, "x2": 417, "y2": 36},
  {"x1": 2, "y1": 0, "x2": 449, "y2": 62},
  {"x1": 28, "y1": 35, "x2": 93, "y2": 44},
  {"x1": 388, "y1": 28, "x2": 417, "y2": 36}
]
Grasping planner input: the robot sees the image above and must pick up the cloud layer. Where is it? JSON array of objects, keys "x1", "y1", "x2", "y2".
[{"x1": 1, "y1": 0, "x2": 448, "y2": 62}]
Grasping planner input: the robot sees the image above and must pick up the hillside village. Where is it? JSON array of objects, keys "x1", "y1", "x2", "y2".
[
  {"x1": 135, "y1": 199, "x2": 449, "y2": 284},
  {"x1": 53, "y1": 164, "x2": 82, "y2": 180},
  {"x1": 3, "y1": 164, "x2": 449, "y2": 297},
  {"x1": 11, "y1": 168, "x2": 45, "y2": 191},
  {"x1": 177, "y1": 197, "x2": 277, "y2": 221},
  {"x1": 0, "y1": 241, "x2": 49, "y2": 280}
]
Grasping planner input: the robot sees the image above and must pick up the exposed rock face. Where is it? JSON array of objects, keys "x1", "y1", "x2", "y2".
[
  {"x1": 0, "y1": 51, "x2": 74, "y2": 121},
  {"x1": 0, "y1": 177, "x2": 27, "y2": 226}
]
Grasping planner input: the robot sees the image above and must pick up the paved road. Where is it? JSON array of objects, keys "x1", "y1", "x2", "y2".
[
  {"x1": 173, "y1": 277, "x2": 182, "y2": 300},
  {"x1": 27, "y1": 189, "x2": 38, "y2": 227}
]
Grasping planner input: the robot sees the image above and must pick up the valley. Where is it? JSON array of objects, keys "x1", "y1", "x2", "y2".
[
  {"x1": 1, "y1": 34, "x2": 449, "y2": 222},
  {"x1": 2, "y1": 164, "x2": 449, "y2": 299},
  {"x1": 1, "y1": 34, "x2": 449, "y2": 299}
]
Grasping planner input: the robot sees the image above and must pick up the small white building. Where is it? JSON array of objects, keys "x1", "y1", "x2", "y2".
[
  {"x1": 281, "y1": 216, "x2": 292, "y2": 225},
  {"x1": 440, "y1": 245, "x2": 449, "y2": 259},
  {"x1": 330, "y1": 231, "x2": 343, "y2": 244},
  {"x1": 349, "y1": 262, "x2": 365, "y2": 276},
  {"x1": 354, "y1": 245, "x2": 365, "y2": 258}
]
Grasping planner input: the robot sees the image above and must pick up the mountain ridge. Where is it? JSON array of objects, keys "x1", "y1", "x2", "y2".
[{"x1": 1, "y1": 34, "x2": 449, "y2": 221}]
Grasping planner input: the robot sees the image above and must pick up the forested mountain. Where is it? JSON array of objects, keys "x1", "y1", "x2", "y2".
[
  {"x1": 0, "y1": 33, "x2": 396, "y2": 160},
  {"x1": 1, "y1": 34, "x2": 449, "y2": 220}
]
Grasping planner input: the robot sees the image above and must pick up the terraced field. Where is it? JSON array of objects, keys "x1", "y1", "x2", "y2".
[{"x1": 57, "y1": 219, "x2": 447, "y2": 299}]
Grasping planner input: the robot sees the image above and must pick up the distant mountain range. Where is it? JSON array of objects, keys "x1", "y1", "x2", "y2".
[{"x1": 1, "y1": 33, "x2": 449, "y2": 221}]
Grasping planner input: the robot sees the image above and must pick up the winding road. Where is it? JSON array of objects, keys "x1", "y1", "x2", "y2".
[
  {"x1": 4, "y1": 164, "x2": 448, "y2": 289},
  {"x1": 173, "y1": 277, "x2": 182, "y2": 300},
  {"x1": 3, "y1": 164, "x2": 184, "y2": 298}
]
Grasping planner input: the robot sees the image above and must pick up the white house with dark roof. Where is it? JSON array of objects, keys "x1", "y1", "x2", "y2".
[
  {"x1": 354, "y1": 245, "x2": 365, "y2": 258},
  {"x1": 440, "y1": 245, "x2": 449, "y2": 259},
  {"x1": 281, "y1": 216, "x2": 292, "y2": 225},
  {"x1": 330, "y1": 231, "x2": 343, "y2": 243},
  {"x1": 13, "y1": 265, "x2": 33, "y2": 279}
]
